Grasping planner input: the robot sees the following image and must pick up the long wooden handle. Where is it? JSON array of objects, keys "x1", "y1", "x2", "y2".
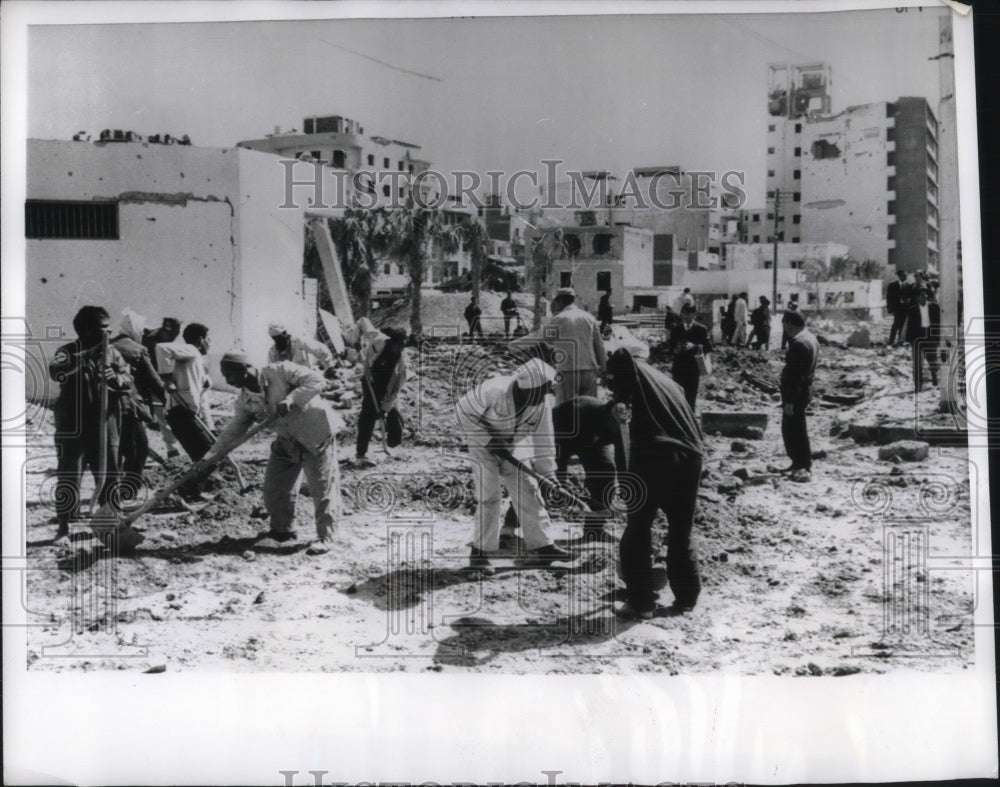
[
  {"x1": 493, "y1": 448, "x2": 591, "y2": 511},
  {"x1": 120, "y1": 413, "x2": 279, "y2": 527},
  {"x1": 89, "y1": 332, "x2": 111, "y2": 513}
]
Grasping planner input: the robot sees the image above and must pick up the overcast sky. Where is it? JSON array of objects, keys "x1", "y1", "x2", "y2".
[{"x1": 28, "y1": 6, "x2": 949, "y2": 206}]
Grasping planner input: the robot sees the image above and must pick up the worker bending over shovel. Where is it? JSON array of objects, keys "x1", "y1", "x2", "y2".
[
  {"x1": 455, "y1": 358, "x2": 576, "y2": 574},
  {"x1": 202, "y1": 350, "x2": 343, "y2": 556}
]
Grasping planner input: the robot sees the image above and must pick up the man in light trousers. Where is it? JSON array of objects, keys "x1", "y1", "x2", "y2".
[
  {"x1": 204, "y1": 350, "x2": 343, "y2": 555},
  {"x1": 456, "y1": 358, "x2": 575, "y2": 574}
]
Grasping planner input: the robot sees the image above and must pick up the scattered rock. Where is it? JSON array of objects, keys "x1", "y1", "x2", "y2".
[
  {"x1": 878, "y1": 440, "x2": 929, "y2": 462},
  {"x1": 816, "y1": 502, "x2": 829, "y2": 513},
  {"x1": 828, "y1": 665, "x2": 861, "y2": 676},
  {"x1": 253, "y1": 591, "x2": 266, "y2": 605},
  {"x1": 242, "y1": 550, "x2": 256, "y2": 561},
  {"x1": 345, "y1": 583, "x2": 358, "y2": 595},
  {"x1": 845, "y1": 328, "x2": 871, "y2": 348},
  {"x1": 733, "y1": 467, "x2": 750, "y2": 481},
  {"x1": 832, "y1": 629, "x2": 853, "y2": 639},
  {"x1": 807, "y1": 662, "x2": 823, "y2": 676},
  {"x1": 718, "y1": 552, "x2": 729, "y2": 563},
  {"x1": 731, "y1": 440, "x2": 748, "y2": 453},
  {"x1": 811, "y1": 449, "x2": 828, "y2": 460},
  {"x1": 144, "y1": 664, "x2": 167, "y2": 674},
  {"x1": 159, "y1": 530, "x2": 177, "y2": 542},
  {"x1": 786, "y1": 605, "x2": 807, "y2": 617},
  {"x1": 717, "y1": 478, "x2": 744, "y2": 494}
]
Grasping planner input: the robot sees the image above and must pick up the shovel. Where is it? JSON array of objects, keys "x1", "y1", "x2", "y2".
[
  {"x1": 492, "y1": 448, "x2": 591, "y2": 514},
  {"x1": 362, "y1": 371, "x2": 393, "y2": 458},
  {"x1": 89, "y1": 331, "x2": 110, "y2": 515},
  {"x1": 90, "y1": 413, "x2": 280, "y2": 551}
]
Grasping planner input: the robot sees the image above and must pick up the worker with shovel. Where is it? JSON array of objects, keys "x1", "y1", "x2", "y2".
[
  {"x1": 202, "y1": 350, "x2": 344, "y2": 555},
  {"x1": 49, "y1": 306, "x2": 133, "y2": 542},
  {"x1": 455, "y1": 358, "x2": 576, "y2": 574},
  {"x1": 354, "y1": 325, "x2": 407, "y2": 468}
]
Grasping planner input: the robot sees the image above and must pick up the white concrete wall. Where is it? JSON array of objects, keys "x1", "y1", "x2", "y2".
[
  {"x1": 27, "y1": 140, "x2": 242, "y2": 399},
  {"x1": 26, "y1": 140, "x2": 309, "y2": 399},
  {"x1": 800, "y1": 104, "x2": 894, "y2": 266},
  {"x1": 621, "y1": 227, "x2": 654, "y2": 288},
  {"x1": 236, "y1": 149, "x2": 310, "y2": 367},
  {"x1": 726, "y1": 242, "x2": 850, "y2": 272}
]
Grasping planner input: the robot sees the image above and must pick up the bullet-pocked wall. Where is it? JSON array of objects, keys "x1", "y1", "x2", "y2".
[{"x1": 25, "y1": 139, "x2": 307, "y2": 400}]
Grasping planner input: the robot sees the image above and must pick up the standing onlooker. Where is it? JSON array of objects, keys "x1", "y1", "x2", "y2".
[
  {"x1": 500, "y1": 291, "x2": 519, "y2": 339},
  {"x1": 517, "y1": 287, "x2": 606, "y2": 406},
  {"x1": 355, "y1": 326, "x2": 408, "y2": 467},
  {"x1": 886, "y1": 270, "x2": 910, "y2": 346},
  {"x1": 604, "y1": 347, "x2": 704, "y2": 619},
  {"x1": 663, "y1": 305, "x2": 680, "y2": 336},
  {"x1": 905, "y1": 287, "x2": 942, "y2": 392},
  {"x1": 142, "y1": 316, "x2": 181, "y2": 457},
  {"x1": 732, "y1": 292, "x2": 749, "y2": 348},
  {"x1": 673, "y1": 287, "x2": 694, "y2": 315},
  {"x1": 724, "y1": 295, "x2": 738, "y2": 345},
  {"x1": 464, "y1": 296, "x2": 484, "y2": 339},
  {"x1": 781, "y1": 299, "x2": 800, "y2": 350},
  {"x1": 598, "y1": 289, "x2": 614, "y2": 334},
  {"x1": 49, "y1": 306, "x2": 133, "y2": 540},
  {"x1": 748, "y1": 296, "x2": 772, "y2": 350},
  {"x1": 667, "y1": 303, "x2": 712, "y2": 410},
  {"x1": 776, "y1": 310, "x2": 819, "y2": 483},
  {"x1": 267, "y1": 322, "x2": 334, "y2": 371},
  {"x1": 156, "y1": 322, "x2": 214, "y2": 430},
  {"x1": 111, "y1": 309, "x2": 167, "y2": 493}
]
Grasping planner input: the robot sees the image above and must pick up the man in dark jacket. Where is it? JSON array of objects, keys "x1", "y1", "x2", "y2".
[
  {"x1": 598, "y1": 289, "x2": 614, "y2": 333},
  {"x1": 605, "y1": 348, "x2": 704, "y2": 619},
  {"x1": 886, "y1": 270, "x2": 909, "y2": 346},
  {"x1": 775, "y1": 310, "x2": 819, "y2": 483},
  {"x1": 111, "y1": 310, "x2": 167, "y2": 494},
  {"x1": 500, "y1": 291, "x2": 519, "y2": 339},
  {"x1": 667, "y1": 304, "x2": 712, "y2": 410},
  {"x1": 748, "y1": 296, "x2": 772, "y2": 350},
  {"x1": 49, "y1": 306, "x2": 134, "y2": 540},
  {"x1": 905, "y1": 287, "x2": 942, "y2": 392},
  {"x1": 464, "y1": 296, "x2": 484, "y2": 339}
]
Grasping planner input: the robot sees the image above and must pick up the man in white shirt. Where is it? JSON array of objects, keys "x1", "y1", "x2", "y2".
[
  {"x1": 205, "y1": 350, "x2": 344, "y2": 554},
  {"x1": 515, "y1": 287, "x2": 606, "y2": 406},
  {"x1": 156, "y1": 322, "x2": 214, "y2": 429},
  {"x1": 267, "y1": 321, "x2": 334, "y2": 371},
  {"x1": 733, "y1": 292, "x2": 749, "y2": 348},
  {"x1": 455, "y1": 358, "x2": 575, "y2": 574}
]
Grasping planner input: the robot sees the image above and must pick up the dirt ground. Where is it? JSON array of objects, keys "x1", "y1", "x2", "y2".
[{"x1": 23, "y1": 304, "x2": 975, "y2": 674}]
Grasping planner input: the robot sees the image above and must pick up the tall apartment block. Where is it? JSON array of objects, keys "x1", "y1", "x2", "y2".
[{"x1": 747, "y1": 64, "x2": 939, "y2": 274}]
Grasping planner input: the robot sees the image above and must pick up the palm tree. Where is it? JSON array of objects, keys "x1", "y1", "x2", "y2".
[
  {"x1": 328, "y1": 207, "x2": 388, "y2": 319},
  {"x1": 459, "y1": 216, "x2": 492, "y2": 301},
  {"x1": 386, "y1": 204, "x2": 459, "y2": 337}
]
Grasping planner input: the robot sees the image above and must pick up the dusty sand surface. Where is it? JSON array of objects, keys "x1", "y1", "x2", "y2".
[{"x1": 23, "y1": 308, "x2": 975, "y2": 674}]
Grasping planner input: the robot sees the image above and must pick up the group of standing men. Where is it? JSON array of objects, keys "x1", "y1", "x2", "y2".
[{"x1": 886, "y1": 269, "x2": 944, "y2": 393}]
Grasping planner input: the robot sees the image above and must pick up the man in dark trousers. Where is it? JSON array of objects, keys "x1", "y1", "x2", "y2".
[
  {"x1": 905, "y1": 287, "x2": 942, "y2": 392},
  {"x1": 667, "y1": 303, "x2": 712, "y2": 410},
  {"x1": 774, "y1": 310, "x2": 819, "y2": 483},
  {"x1": 598, "y1": 289, "x2": 614, "y2": 333},
  {"x1": 604, "y1": 348, "x2": 704, "y2": 619},
  {"x1": 111, "y1": 309, "x2": 167, "y2": 495},
  {"x1": 748, "y1": 295, "x2": 772, "y2": 350},
  {"x1": 355, "y1": 326, "x2": 407, "y2": 467},
  {"x1": 464, "y1": 296, "x2": 484, "y2": 339},
  {"x1": 499, "y1": 393, "x2": 629, "y2": 547},
  {"x1": 49, "y1": 306, "x2": 134, "y2": 541},
  {"x1": 886, "y1": 270, "x2": 909, "y2": 346},
  {"x1": 500, "y1": 291, "x2": 519, "y2": 339},
  {"x1": 780, "y1": 299, "x2": 799, "y2": 350}
]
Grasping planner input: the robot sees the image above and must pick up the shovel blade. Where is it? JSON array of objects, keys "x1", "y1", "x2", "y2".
[{"x1": 90, "y1": 506, "x2": 145, "y2": 553}]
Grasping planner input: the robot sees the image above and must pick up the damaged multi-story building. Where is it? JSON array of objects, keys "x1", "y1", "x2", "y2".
[{"x1": 746, "y1": 63, "x2": 939, "y2": 275}]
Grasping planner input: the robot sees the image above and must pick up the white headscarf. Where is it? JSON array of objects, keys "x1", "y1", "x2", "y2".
[{"x1": 120, "y1": 309, "x2": 146, "y2": 343}]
